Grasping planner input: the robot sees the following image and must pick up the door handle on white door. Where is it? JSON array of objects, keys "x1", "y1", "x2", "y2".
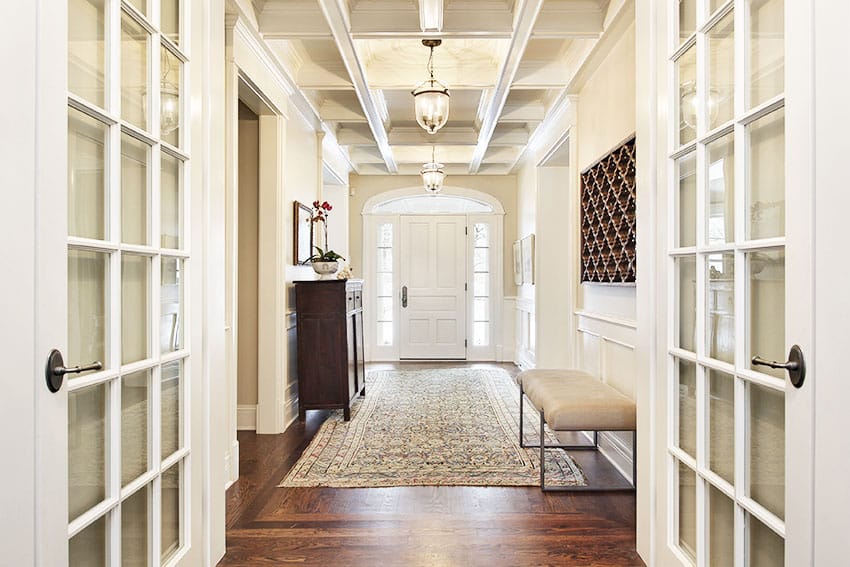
[
  {"x1": 751, "y1": 344, "x2": 806, "y2": 388},
  {"x1": 44, "y1": 349, "x2": 103, "y2": 393},
  {"x1": 402, "y1": 286, "x2": 408, "y2": 308}
]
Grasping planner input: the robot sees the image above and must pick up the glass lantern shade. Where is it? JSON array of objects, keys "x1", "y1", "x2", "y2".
[
  {"x1": 412, "y1": 80, "x2": 450, "y2": 134},
  {"x1": 421, "y1": 162, "x2": 445, "y2": 193},
  {"x1": 160, "y1": 82, "x2": 180, "y2": 135}
]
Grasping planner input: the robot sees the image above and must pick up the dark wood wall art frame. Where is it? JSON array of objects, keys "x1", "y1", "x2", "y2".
[
  {"x1": 294, "y1": 201, "x2": 313, "y2": 265},
  {"x1": 580, "y1": 135, "x2": 637, "y2": 283}
]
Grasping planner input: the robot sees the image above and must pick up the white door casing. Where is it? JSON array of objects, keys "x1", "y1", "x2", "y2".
[{"x1": 399, "y1": 215, "x2": 467, "y2": 359}]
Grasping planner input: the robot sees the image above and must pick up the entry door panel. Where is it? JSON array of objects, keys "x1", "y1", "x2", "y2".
[{"x1": 400, "y1": 216, "x2": 466, "y2": 359}]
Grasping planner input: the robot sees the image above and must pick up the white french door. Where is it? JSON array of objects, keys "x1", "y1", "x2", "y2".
[
  {"x1": 657, "y1": 0, "x2": 814, "y2": 565},
  {"x1": 2, "y1": 0, "x2": 198, "y2": 564},
  {"x1": 399, "y1": 215, "x2": 467, "y2": 359}
]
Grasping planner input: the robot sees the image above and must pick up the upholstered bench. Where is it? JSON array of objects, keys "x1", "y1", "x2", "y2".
[{"x1": 516, "y1": 369, "x2": 637, "y2": 491}]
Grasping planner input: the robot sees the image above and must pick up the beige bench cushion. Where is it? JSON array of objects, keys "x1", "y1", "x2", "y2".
[
  {"x1": 522, "y1": 372, "x2": 636, "y2": 431},
  {"x1": 515, "y1": 368, "x2": 593, "y2": 387}
]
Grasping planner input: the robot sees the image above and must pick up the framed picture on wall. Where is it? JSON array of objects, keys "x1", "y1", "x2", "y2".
[
  {"x1": 521, "y1": 234, "x2": 535, "y2": 284},
  {"x1": 513, "y1": 240, "x2": 523, "y2": 285},
  {"x1": 293, "y1": 201, "x2": 313, "y2": 264}
]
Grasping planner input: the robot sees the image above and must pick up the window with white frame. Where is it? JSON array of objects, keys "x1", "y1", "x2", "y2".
[
  {"x1": 375, "y1": 222, "x2": 394, "y2": 346},
  {"x1": 472, "y1": 223, "x2": 491, "y2": 346}
]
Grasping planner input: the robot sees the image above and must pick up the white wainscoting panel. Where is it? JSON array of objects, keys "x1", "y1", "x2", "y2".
[
  {"x1": 515, "y1": 297, "x2": 536, "y2": 369},
  {"x1": 237, "y1": 405, "x2": 258, "y2": 430},
  {"x1": 499, "y1": 297, "x2": 516, "y2": 362},
  {"x1": 285, "y1": 311, "x2": 300, "y2": 427},
  {"x1": 575, "y1": 309, "x2": 638, "y2": 484}
]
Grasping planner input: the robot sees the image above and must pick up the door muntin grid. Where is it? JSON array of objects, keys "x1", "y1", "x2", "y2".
[
  {"x1": 67, "y1": 1, "x2": 189, "y2": 565},
  {"x1": 668, "y1": 1, "x2": 786, "y2": 565}
]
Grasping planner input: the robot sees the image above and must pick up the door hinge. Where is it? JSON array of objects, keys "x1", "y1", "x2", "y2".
[
  {"x1": 465, "y1": 226, "x2": 468, "y2": 235},
  {"x1": 464, "y1": 282, "x2": 468, "y2": 291},
  {"x1": 465, "y1": 339, "x2": 468, "y2": 347}
]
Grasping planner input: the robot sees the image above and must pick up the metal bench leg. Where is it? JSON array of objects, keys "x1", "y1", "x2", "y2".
[{"x1": 519, "y1": 383, "x2": 525, "y2": 447}]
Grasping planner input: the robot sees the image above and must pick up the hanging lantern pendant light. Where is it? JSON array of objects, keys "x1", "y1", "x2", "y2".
[
  {"x1": 412, "y1": 39, "x2": 450, "y2": 134},
  {"x1": 421, "y1": 145, "x2": 446, "y2": 194}
]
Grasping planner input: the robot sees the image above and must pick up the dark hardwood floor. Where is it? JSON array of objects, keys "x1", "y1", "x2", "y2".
[{"x1": 220, "y1": 362, "x2": 644, "y2": 566}]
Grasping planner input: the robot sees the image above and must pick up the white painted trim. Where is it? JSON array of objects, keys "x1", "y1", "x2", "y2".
[
  {"x1": 237, "y1": 405, "x2": 258, "y2": 430},
  {"x1": 575, "y1": 310, "x2": 638, "y2": 329}
]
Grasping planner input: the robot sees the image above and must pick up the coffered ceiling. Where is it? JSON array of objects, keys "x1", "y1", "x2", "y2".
[{"x1": 251, "y1": 0, "x2": 625, "y2": 175}]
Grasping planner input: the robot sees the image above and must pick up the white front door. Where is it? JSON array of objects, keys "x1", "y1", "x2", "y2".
[
  {"x1": 655, "y1": 0, "x2": 818, "y2": 565},
  {"x1": 399, "y1": 215, "x2": 467, "y2": 359},
  {"x1": 1, "y1": 0, "x2": 200, "y2": 564}
]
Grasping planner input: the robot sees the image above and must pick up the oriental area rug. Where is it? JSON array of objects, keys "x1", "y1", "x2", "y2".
[{"x1": 280, "y1": 367, "x2": 586, "y2": 488}]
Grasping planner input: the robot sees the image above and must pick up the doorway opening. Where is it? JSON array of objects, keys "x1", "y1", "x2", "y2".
[{"x1": 362, "y1": 188, "x2": 505, "y2": 362}]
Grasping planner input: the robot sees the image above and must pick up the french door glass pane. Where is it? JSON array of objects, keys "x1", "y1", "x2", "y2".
[
  {"x1": 708, "y1": 370, "x2": 735, "y2": 484},
  {"x1": 161, "y1": 360, "x2": 182, "y2": 459},
  {"x1": 747, "y1": 249, "x2": 785, "y2": 378},
  {"x1": 122, "y1": 369, "x2": 150, "y2": 486},
  {"x1": 69, "y1": 515, "x2": 107, "y2": 567},
  {"x1": 709, "y1": 0, "x2": 727, "y2": 16},
  {"x1": 68, "y1": 109, "x2": 107, "y2": 240},
  {"x1": 708, "y1": 12, "x2": 735, "y2": 129},
  {"x1": 161, "y1": 257, "x2": 183, "y2": 353},
  {"x1": 677, "y1": 359, "x2": 697, "y2": 458},
  {"x1": 679, "y1": 462, "x2": 698, "y2": 562},
  {"x1": 377, "y1": 223, "x2": 392, "y2": 247},
  {"x1": 68, "y1": 250, "x2": 109, "y2": 375},
  {"x1": 748, "y1": 382, "x2": 785, "y2": 519},
  {"x1": 748, "y1": 0, "x2": 784, "y2": 108},
  {"x1": 68, "y1": 0, "x2": 105, "y2": 107},
  {"x1": 161, "y1": 46, "x2": 181, "y2": 147},
  {"x1": 679, "y1": 0, "x2": 696, "y2": 42},
  {"x1": 125, "y1": 0, "x2": 147, "y2": 17},
  {"x1": 162, "y1": 0, "x2": 181, "y2": 45},
  {"x1": 709, "y1": 485, "x2": 735, "y2": 566},
  {"x1": 676, "y1": 256, "x2": 697, "y2": 351},
  {"x1": 122, "y1": 254, "x2": 151, "y2": 364},
  {"x1": 121, "y1": 133, "x2": 150, "y2": 245},
  {"x1": 120, "y1": 13, "x2": 149, "y2": 131},
  {"x1": 161, "y1": 464, "x2": 181, "y2": 562},
  {"x1": 68, "y1": 382, "x2": 107, "y2": 521},
  {"x1": 677, "y1": 153, "x2": 696, "y2": 247},
  {"x1": 161, "y1": 152, "x2": 183, "y2": 249},
  {"x1": 121, "y1": 485, "x2": 149, "y2": 567},
  {"x1": 747, "y1": 110, "x2": 785, "y2": 240},
  {"x1": 677, "y1": 47, "x2": 697, "y2": 145},
  {"x1": 749, "y1": 514, "x2": 784, "y2": 566},
  {"x1": 707, "y1": 253, "x2": 734, "y2": 363},
  {"x1": 707, "y1": 133, "x2": 734, "y2": 244}
]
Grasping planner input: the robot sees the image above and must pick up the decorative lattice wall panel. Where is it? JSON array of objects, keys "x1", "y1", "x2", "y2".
[{"x1": 580, "y1": 136, "x2": 636, "y2": 283}]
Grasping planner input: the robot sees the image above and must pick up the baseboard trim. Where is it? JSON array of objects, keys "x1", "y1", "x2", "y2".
[{"x1": 237, "y1": 404, "x2": 257, "y2": 431}]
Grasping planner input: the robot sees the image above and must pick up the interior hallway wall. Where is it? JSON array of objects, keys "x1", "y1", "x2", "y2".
[{"x1": 237, "y1": 103, "x2": 259, "y2": 409}]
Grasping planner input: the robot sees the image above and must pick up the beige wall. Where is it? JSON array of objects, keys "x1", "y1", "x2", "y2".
[
  {"x1": 237, "y1": 106, "x2": 259, "y2": 406},
  {"x1": 348, "y1": 174, "x2": 518, "y2": 295},
  {"x1": 576, "y1": 22, "x2": 637, "y2": 321}
]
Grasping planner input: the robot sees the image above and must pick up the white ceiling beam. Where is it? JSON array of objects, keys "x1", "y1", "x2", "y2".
[
  {"x1": 468, "y1": 0, "x2": 544, "y2": 173},
  {"x1": 316, "y1": 0, "x2": 398, "y2": 172},
  {"x1": 319, "y1": 100, "x2": 369, "y2": 122},
  {"x1": 338, "y1": 125, "x2": 530, "y2": 147},
  {"x1": 418, "y1": 0, "x2": 444, "y2": 32}
]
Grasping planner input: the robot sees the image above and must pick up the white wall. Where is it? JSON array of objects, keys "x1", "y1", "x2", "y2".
[{"x1": 514, "y1": 21, "x2": 637, "y2": 481}]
